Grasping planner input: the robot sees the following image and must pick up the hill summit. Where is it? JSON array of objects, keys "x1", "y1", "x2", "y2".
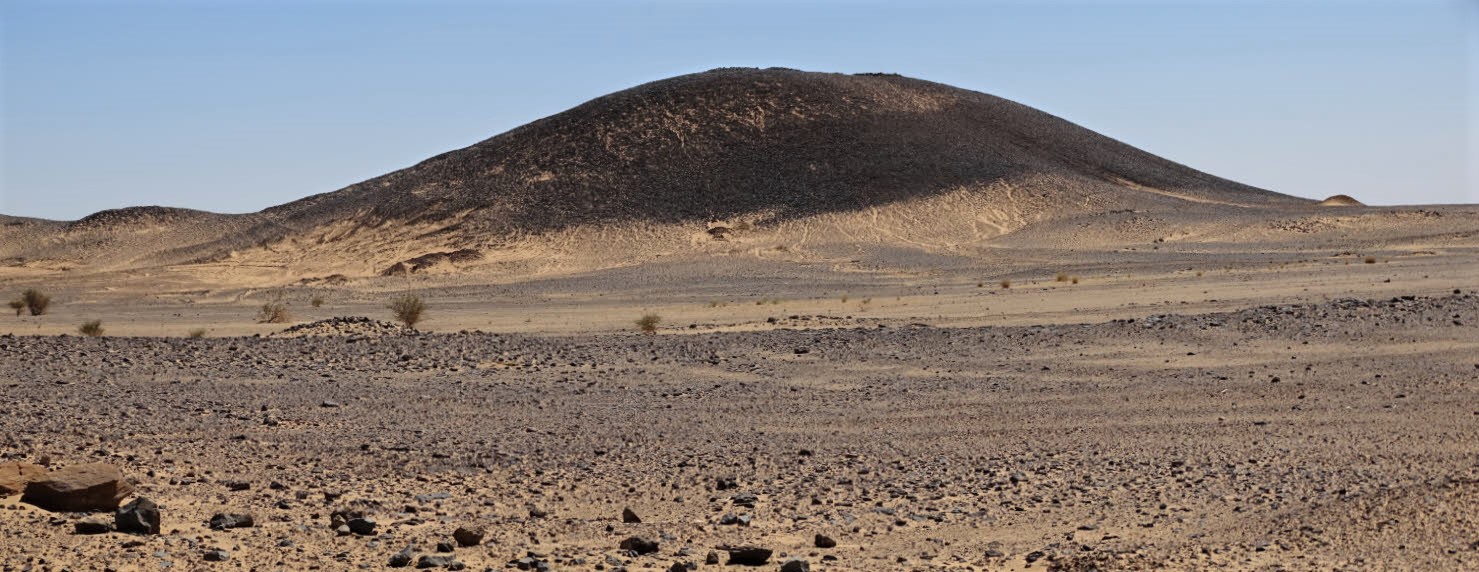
[{"x1": 2, "y1": 67, "x2": 1308, "y2": 276}]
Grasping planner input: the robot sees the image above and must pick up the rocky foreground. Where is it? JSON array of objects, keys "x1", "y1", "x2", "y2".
[{"x1": 2, "y1": 294, "x2": 1477, "y2": 571}]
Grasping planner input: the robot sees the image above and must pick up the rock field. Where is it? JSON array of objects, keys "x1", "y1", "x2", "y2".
[{"x1": 2, "y1": 294, "x2": 1476, "y2": 571}]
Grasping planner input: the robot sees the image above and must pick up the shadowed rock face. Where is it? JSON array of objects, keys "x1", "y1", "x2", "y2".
[{"x1": 20, "y1": 463, "x2": 134, "y2": 512}]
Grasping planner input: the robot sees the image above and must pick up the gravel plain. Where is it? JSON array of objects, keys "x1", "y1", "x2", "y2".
[{"x1": 3, "y1": 293, "x2": 1476, "y2": 571}]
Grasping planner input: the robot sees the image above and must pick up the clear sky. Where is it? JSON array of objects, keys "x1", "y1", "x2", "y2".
[{"x1": 2, "y1": 0, "x2": 1474, "y2": 220}]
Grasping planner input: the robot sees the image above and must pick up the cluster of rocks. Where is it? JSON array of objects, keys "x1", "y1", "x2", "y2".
[
  {"x1": 272, "y1": 316, "x2": 413, "y2": 337},
  {"x1": 2, "y1": 461, "x2": 161, "y2": 539}
]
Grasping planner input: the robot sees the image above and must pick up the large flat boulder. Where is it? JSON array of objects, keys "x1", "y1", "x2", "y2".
[
  {"x1": 21, "y1": 463, "x2": 134, "y2": 512},
  {"x1": 0, "y1": 461, "x2": 46, "y2": 496}
]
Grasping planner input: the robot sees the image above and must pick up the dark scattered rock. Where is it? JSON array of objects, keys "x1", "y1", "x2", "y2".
[
  {"x1": 320, "y1": 400, "x2": 341, "y2": 408},
  {"x1": 115, "y1": 497, "x2": 161, "y2": 535},
  {"x1": 223, "y1": 480, "x2": 250, "y2": 492},
  {"x1": 619, "y1": 536, "x2": 659, "y2": 555},
  {"x1": 780, "y1": 559, "x2": 810, "y2": 572},
  {"x1": 73, "y1": 517, "x2": 112, "y2": 535},
  {"x1": 731, "y1": 492, "x2": 758, "y2": 507},
  {"x1": 389, "y1": 545, "x2": 415, "y2": 568},
  {"x1": 452, "y1": 525, "x2": 485, "y2": 547},
  {"x1": 435, "y1": 541, "x2": 454, "y2": 553},
  {"x1": 705, "y1": 551, "x2": 720, "y2": 565},
  {"x1": 330, "y1": 508, "x2": 361, "y2": 528},
  {"x1": 622, "y1": 507, "x2": 642, "y2": 523},
  {"x1": 208, "y1": 512, "x2": 254, "y2": 530},
  {"x1": 814, "y1": 534, "x2": 836, "y2": 548},
  {"x1": 203, "y1": 549, "x2": 229, "y2": 562},
  {"x1": 21, "y1": 463, "x2": 135, "y2": 512},
  {"x1": 716, "y1": 476, "x2": 738, "y2": 490},
  {"x1": 347, "y1": 516, "x2": 377, "y2": 536},
  {"x1": 724, "y1": 546, "x2": 772, "y2": 566},
  {"x1": 416, "y1": 554, "x2": 455, "y2": 568},
  {"x1": 510, "y1": 556, "x2": 548, "y2": 571}
]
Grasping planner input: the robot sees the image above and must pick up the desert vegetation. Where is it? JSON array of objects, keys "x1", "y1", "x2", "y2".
[
  {"x1": 1000, "y1": 279, "x2": 1011, "y2": 289},
  {"x1": 310, "y1": 295, "x2": 325, "y2": 308},
  {"x1": 15, "y1": 289, "x2": 51, "y2": 316},
  {"x1": 635, "y1": 313, "x2": 661, "y2": 333},
  {"x1": 387, "y1": 294, "x2": 426, "y2": 328},
  {"x1": 187, "y1": 328, "x2": 207, "y2": 338},
  {"x1": 77, "y1": 320, "x2": 104, "y2": 337},
  {"x1": 257, "y1": 302, "x2": 291, "y2": 324}
]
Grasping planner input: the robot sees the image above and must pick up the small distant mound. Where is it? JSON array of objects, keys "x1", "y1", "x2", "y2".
[
  {"x1": 1318, "y1": 194, "x2": 1365, "y2": 207},
  {"x1": 272, "y1": 316, "x2": 411, "y2": 338},
  {"x1": 67, "y1": 206, "x2": 216, "y2": 231}
]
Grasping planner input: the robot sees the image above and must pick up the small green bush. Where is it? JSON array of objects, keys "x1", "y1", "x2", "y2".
[
  {"x1": 635, "y1": 313, "x2": 661, "y2": 333},
  {"x1": 78, "y1": 320, "x2": 104, "y2": 337},
  {"x1": 388, "y1": 294, "x2": 426, "y2": 328}
]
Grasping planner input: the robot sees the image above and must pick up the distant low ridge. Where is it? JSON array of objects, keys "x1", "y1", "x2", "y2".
[{"x1": 1, "y1": 67, "x2": 1311, "y2": 276}]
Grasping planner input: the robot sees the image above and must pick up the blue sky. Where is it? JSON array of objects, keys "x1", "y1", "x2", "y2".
[{"x1": 2, "y1": 0, "x2": 1474, "y2": 220}]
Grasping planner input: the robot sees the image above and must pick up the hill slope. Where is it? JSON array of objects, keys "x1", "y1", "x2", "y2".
[{"x1": 1, "y1": 67, "x2": 1310, "y2": 277}]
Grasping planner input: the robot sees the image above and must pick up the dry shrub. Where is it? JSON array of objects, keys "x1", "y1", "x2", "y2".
[
  {"x1": 635, "y1": 313, "x2": 661, "y2": 333},
  {"x1": 1364, "y1": 256, "x2": 1376, "y2": 264},
  {"x1": 257, "y1": 302, "x2": 291, "y2": 324},
  {"x1": 22, "y1": 289, "x2": 50, "y2": 316},
  {"x1": 1000, "y1": 279, "x2": 1011, "y2": 289},
  {"x1": 187, "y1": 328, "x2": 207, "y2": 338},
  {"x1": 78, "y1": 320, "x2": 104, "y2": 337},
  {"x1": 310, "y1": 295, "x2": 325, "y2": 308},
  {"x1": 7, "y1": 300, "x2": 23, "y2": 316},
  {"x1": 1071, "y1": 276, "x2": 1080, "y2": 284},
  {"x1": 388, "y1": 294, "x2": 426, "y2": 328},
  {"x1": 1055, "y1": 272, "x2": 1069, "y2": 282}
]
